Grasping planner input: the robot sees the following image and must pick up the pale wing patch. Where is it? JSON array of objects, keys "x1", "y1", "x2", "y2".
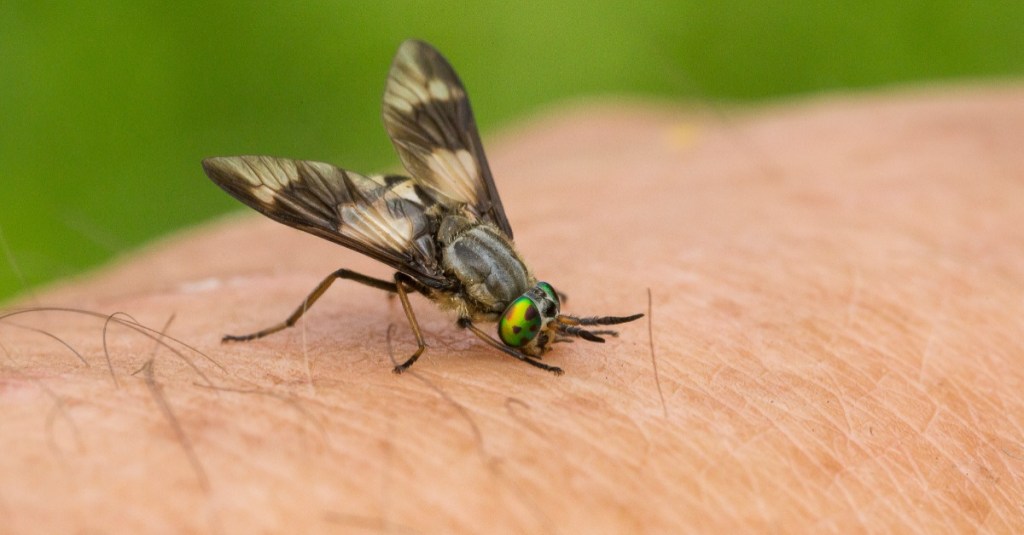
[
  {"x1": 428, "y1": 79, "x2": 450, "y2": 100},
  {"x1": 386, "y1": 78, "x2": 430, "y2": 111},
  {"x1": 336, "y1": 173, "x2": 419, "y2": 253},
  {"x1": 424, "y1": 149, "x2": 481, "y2": 205},
  {"x1": 386, "y1": 176, "x2": 427, "y2": 203},
  {"x1": 251, "y1": 185, "x2": 276, "y2": 204},
  {"x1": 340, "y1": 204, "x2": 413, "y2": 253},
  {"x1": 384, "y1": 91, "x2": 414, "y2": 113}
]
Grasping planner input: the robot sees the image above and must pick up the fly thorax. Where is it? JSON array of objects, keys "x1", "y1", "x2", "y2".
[
  {"x1": 439, "y1": 215, "x2": 532, "y2": 314},
  {"x1": 436, "y1": 213, "x2": 475, "y2": 245}
]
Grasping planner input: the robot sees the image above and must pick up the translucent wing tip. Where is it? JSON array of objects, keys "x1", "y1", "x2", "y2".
[
  {"x1": 392, "y1": 39, "x2": 452, "y2": 76},
  {"x1": 201, "y1": 156, "x2": 234, "y2": 182},
  {"x1": 201, "y1": 156, "x2": 266, "y2": 186},
  {"x1": 201, "y1": 155, "x2": 227, "y2": 171},
  {"x1": 397, "y1": 38, "x2": 434, "y2": 54}
]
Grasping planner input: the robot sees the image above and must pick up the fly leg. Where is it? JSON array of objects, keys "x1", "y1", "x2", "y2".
[
  {"x1": 222, "y1": 268, "x2": 397, "y2": 342},
  {"x1": 457, "y1": 318, "x2": 564, "y2": 376},
  {"x1": 390, "y1": 273, "x2": 429, "y2": 374}
]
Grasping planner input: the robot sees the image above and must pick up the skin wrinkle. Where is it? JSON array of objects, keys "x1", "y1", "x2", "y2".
[
  {"x1": 379, "y1": 421, "x2": 396, "y2": 532},
  {"x1": 850, "y1": 454, "x2": 917, "y2": 530},
  {"x1": 549, "y1": 422, "x2": 644, "y2": 525},
  {"x1": 870, "y1": 451, "x2": 941, "y2": 532},
  {"x1": 815, "y1": 405, "x2": 881, "y2": 514},
  {"x1": 193, "y1": 384, "x2": 330, "y2": 448},
  {"x1": 750, "y1": 403, "x2": 830, "y2": 500},
  {"x1": 871, "y1": 395, "x2": 984, "y2": 528},
  {"x1": 916, "y1": 288, "x2": 949, "y2": 385},
  {"x1": 466, "y1": 397, "x2": 561, "y2": 529},
  {"x1": 856, "y1": 336, "x2": 1007, "y2": 524},
  {"x1": 901, "y1": 443, "x2": 957, "y2": 529},
  {"x1": 696, "y1": 387, "x2": 812, "y2": 520},
  {"x1": 489, "y1": 462, "x2": 559, "y2": 533},
  {"x1": 939, "y1": 381, "x2": 1016, "y2": 527},
  {"x1": 819, "y1": 365, "x2": 855, "y2": 440},
  {"x1": 724, "y1": 256, "x2": 978, "y2": 524}
]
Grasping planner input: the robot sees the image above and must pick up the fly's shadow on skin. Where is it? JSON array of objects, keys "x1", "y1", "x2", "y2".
[
  {"x1": 384, "y1": 323, "x2": 487, "y2": 461},
  {"x1": 384, "y1": 324, "x2": 556, "y2": 529}
]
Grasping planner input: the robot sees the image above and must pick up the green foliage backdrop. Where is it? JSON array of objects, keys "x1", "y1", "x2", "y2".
[{"x1": 2, "y1": 1, "x2": 1022, "y2": 300}]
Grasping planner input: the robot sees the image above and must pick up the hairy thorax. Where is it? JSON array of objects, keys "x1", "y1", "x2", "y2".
[{"x1": 436, "y1": 214, "x2": 534, "y2": 321}]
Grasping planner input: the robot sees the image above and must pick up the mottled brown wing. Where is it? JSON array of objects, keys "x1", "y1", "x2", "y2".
[
  {"x1": 202, "y1": 155, "x2": 452, "y2": 289},
  {"x1": 382, "y1": 39, "x2": 514, "y2": 239}
]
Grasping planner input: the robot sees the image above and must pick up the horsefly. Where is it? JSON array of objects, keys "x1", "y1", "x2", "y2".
[{"x1": 202, "y1": 40, "x2": 643, "y2": 375}]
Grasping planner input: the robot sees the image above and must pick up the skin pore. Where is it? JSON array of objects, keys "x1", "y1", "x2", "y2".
[{"x1": 1, "y1": 87, "x2": 1023, "y2": 532}]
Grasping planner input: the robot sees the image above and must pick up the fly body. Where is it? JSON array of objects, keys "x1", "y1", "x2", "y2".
[{"x1": 202, "y1": 40, "x2": 642, "y2": 375}]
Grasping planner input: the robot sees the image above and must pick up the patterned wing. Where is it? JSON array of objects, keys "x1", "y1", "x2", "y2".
[
  {"x1": 382, "y1": 39, "x2": 514, "y2": 238},
  {"x1": 202, "y1": 155, "x2": 451, "y2": 288}
]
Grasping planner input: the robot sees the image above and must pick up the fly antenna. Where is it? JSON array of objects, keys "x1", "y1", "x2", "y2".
[
  {"x1": 556, "y1": 324, "x2": 607, "y2": 343},
  {"x1": 556, "y1": 313, "x2": 644, "y2": 327}
]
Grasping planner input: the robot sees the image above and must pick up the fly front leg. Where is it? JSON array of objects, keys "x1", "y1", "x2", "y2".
[
  {"x1": 222, "y1": 268, "x2": 397, "y2": 342},
  {"x1": 457, "y1": 318, "x2": 564, "y2": 376}
]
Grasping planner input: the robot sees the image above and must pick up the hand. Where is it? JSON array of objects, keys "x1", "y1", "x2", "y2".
[{"x1": 2, "y1": 87, "x2": 1022, "y2": 532}]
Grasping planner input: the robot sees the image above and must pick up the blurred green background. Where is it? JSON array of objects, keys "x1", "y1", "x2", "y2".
[{"x1": 2, "y1": 1, "x2": 1022, "y2": 301}]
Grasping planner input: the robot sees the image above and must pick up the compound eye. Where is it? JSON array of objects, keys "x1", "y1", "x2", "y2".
[
  {"x1": 498, "y1": 296, "x2": 542, "y2": 347},
  {"x1": 537, "y1": 281, "x2": 560, "y2": 308}
]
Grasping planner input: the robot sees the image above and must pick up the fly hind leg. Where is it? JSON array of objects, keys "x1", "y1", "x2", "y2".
[{"x1": 222, "y1": 268, "x2": 397, "y2": 342}]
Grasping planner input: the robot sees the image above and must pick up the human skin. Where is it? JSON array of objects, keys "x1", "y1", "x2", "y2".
[{"x1": 1, "y1": 86, "x2": 1023, "y2": 533}]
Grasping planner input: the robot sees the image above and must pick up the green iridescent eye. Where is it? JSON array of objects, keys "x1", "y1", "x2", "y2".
[
  {"x1": 537, "y1": 281, "x2": 559, "y2": 307},
  {"x1": 498, "y1": 295, "x2": 542, "y2": 347}
]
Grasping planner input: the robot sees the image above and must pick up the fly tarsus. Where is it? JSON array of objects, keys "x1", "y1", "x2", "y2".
[
  {"x1": 223, "y1": 332, "x2": 260, "y2": 343},
  {"x1": 390, "y1": 273, "x2": 427, "y2": 374}
]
